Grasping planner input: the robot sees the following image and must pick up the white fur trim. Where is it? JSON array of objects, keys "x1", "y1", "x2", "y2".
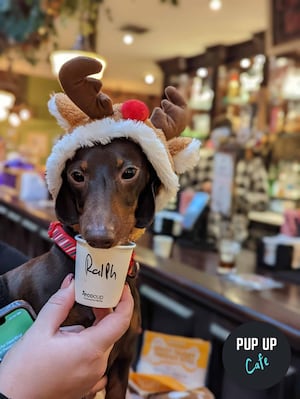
[
  {"x1": 46, "y1": 118, "x2": 179, "y2": 210},
  {"x1": 48, "y1": 96, "x2": 71, "y2": 131},
  {"x1": 173, "y1": 139, "x2": 201, "y2": 174}
]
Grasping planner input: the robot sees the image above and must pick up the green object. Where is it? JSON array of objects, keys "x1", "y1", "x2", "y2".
[
  {"x1": 0, "y1": 0, "x2": 46, "y2": 43},
  {"x1": 0, "y1": 308, "x2": 34, "y2": 361}
]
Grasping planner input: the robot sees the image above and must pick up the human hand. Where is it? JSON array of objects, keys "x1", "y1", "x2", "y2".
[{"x1": 0, "y1": 274, "x2": 134, "y2": 399}]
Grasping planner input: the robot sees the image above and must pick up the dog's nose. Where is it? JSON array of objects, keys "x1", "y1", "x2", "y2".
[{"x1": 85, "y1": 229, "x2": 115, "y2": 249}]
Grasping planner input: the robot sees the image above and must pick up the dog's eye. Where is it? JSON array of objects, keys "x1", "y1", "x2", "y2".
[
  {"x1": 71, "y1": 171, "x2": 85, "y2": 183},
  {"x1": 122, "y1": 167, "x2": 137, "y2": 180}
]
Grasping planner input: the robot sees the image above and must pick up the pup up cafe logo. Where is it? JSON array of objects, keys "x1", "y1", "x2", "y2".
[{"x1": 222, "y1": 321, "x2": 291, "y2": 390}]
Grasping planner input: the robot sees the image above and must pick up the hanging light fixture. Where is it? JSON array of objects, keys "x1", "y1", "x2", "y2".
[
  {"x1": 50, "y1": 1, "x2": 106, "y2": 79},
  {"x1": 8, "y1": 112, "x2": 21, "y2": 127},
  {"x1": 209, "y1": 0, "x2": 222, "y2": 11},
  {"x1": 50, "y1": 46, "x2": 106, "y2": 79},
  {"x1": 0, "y1": 108, "x2": 8, "y2": 122},
  {"x1": 0, "y1": 90, "x2": 15, "y2": 121},
  {"x1": 0, "y1": 59, "x2": 32, "y2": 125},
  {"x1": 0, "y1": 90, "x2": 15, "y2": 110}
]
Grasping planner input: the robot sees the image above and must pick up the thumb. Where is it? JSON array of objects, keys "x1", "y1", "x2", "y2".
[{"x1": 33, "y1": 274, "x2": 75, "y2": 335}]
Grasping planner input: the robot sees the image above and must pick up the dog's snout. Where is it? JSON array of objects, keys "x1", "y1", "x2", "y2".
[{"x1": 85, "y1": 227, "x2": 115, "y2": 248}]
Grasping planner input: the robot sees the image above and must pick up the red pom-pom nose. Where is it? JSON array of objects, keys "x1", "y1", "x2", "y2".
[{"x1": 121, "y1": 100, "x2": 149, "y2": 121}]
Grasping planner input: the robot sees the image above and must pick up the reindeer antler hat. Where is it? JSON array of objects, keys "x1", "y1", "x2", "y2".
[{"x1": 46, "y1": 56, "x2": 200, "y2": 211}]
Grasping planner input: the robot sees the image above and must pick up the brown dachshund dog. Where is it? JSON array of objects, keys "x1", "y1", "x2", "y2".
[
  {"x1": 0, "y1": 57, "x2": 199, "y2": 398},
  {"x1": 1, "y1": 138, "x2": 159, "y2": 398}
]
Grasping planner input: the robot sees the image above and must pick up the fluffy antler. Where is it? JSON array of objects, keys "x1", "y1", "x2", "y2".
[
  {"x1": 58, "y1": 56, "x2": 113, "y2": 119},
  {"x1": 150, "y1": 86, "x2": 188, "y2": 140}
]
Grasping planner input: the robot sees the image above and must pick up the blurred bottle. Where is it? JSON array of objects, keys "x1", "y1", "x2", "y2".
[{"x1": 217, "y1": 218, "x2": 240, "y2": 274}]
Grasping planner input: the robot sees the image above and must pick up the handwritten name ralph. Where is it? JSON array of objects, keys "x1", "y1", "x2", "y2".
[{"x1": 85, "y1": 254, "x2": 117, "y2": 280}]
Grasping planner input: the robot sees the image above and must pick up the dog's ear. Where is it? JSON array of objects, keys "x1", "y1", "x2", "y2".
[
  {"x1": 55, "y1": 171, "x2": 79, "y2": 225},
  {"x1": 135, "y1": 176, "x2": 161, "y2": 229}
]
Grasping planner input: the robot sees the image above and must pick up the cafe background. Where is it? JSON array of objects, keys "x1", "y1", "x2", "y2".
[
  {"x1": 1, "y1": 1, "x2": 300, "y2": 399},
  {"x1": 1, "y1": 0, "x2": 300, "y2": 197}
]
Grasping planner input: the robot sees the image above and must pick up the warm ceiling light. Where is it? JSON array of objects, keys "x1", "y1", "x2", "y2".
[
  {"x1": 8, "y1": 112, "x2": 21, "y2": 127},
  {"x1": 123, "y1": 33, "x2": 134, "y2": 45},
  {"x1": 0, "y1": 90, "x2": 15, "y2": 110},
  {"x1": 209, "y1": 0, "x2": 222, "y2": 10},
  {"x1": 197, "y1": 68, "x2": 208, "y2": 78},
  {"x1": 0, "y1": 108, "x2": 8, "y2": 121},
  {"x1": 144, "y1": 74, "x2": 155, "y2": 85},
  {"x1": 240, "y1": 58, "x2": 251, "y2": 69},
  {"x1": 19, "y1": 108, "x2": 31, "y2": 121},
  {"x1": 50, "y1": 50, "x2": 106, "y2": 79}
]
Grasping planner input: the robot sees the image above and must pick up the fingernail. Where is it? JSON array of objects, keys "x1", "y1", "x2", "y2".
[{"x1": 61, "y1": 273, "x2": 74, "y2": 289}]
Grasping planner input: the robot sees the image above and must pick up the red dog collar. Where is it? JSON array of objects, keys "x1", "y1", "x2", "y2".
[
  {"x1": 48, "y1": 221, "x2": 138, "y2": 277},
  {"x1": 48, "y1": 221, "x2": 76, "y2": 259}
]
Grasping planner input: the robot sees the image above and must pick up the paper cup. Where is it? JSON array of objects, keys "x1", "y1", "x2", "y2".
[
  {"x1": 74, "y1": 235, "x2": 136, "y2": 308},
  {"x1": 153, "y1": 235, "x2": 174, "y2": 258}
]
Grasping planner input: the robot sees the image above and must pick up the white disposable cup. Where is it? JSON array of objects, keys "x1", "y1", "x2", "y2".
[
  {"x1": 153, "y1": 235, "x2": 174, "y2": 258},
  {"x1": 74, "y1": 235, "x2": 136, "y2": 308}
]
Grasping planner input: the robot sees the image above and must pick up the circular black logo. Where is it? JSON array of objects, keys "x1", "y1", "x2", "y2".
[{"x1": 222, "y1": 321, "x2": 291, "y2": 390}]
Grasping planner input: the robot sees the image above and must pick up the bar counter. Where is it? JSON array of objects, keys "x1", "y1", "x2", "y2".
[
  {"x1": 134, "y1": 235, "x2": 300, "y2": 398},
  {"x1": 136, "y1": 238, "x2": 300, "y2": 347},
  {"x1": 0, "y1": 186, "x2": 299, "y2": 398},
  {"x1": 0, "y1": 186, "x2": 55, "y2": 257}
]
